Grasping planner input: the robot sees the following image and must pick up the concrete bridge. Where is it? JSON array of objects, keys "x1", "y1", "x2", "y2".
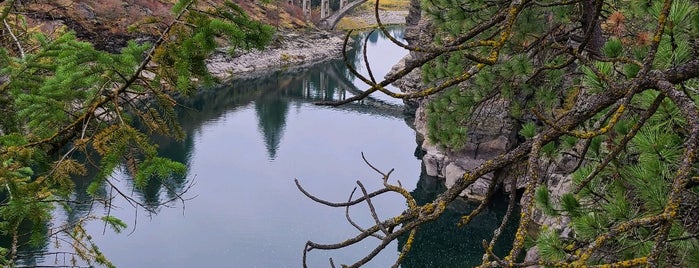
[{"x1": 297, "y1": 0, "x2": 369, "y2": 30}]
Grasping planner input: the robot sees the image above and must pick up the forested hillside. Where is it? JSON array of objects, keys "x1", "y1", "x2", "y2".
[{"x1": 10, "y1": 0, "x2": 307, "y2": 51}]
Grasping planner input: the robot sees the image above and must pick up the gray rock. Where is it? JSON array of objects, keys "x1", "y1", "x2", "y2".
[
  {"x1": 444, "y1": 162, "x2": 467, "y2": 189},
  {"x1": 464, "y1": 177, "x2": 494, "y2": 201},
  {"x1": 389, "y1": 0, "x2": 582, "y2": 260},
  {"x1": 422, "y1": 150, "x2": 446, "y2": 177},
  {"x1": 524, "y1": 246, "x2": 541, "y2": 267}
]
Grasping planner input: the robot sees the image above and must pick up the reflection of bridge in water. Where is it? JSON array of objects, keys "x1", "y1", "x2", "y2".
[
  {"x1": 180, "y1": 63, "x2": 405, "y2": 124},
  {"x1": 289, "y1": 64, "x2": 404, "y2": 119},
  {"x1": 173, "y1": 58, "x2": 407, "y2": 161}
]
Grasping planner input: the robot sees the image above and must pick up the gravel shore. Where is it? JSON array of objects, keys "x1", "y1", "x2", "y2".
[
  {"x1": 207, "y1": 30, "x2": 346, "y2": 80},
  {"x1": 206, "y1": 10, "x2": 407, "y2": 80}
]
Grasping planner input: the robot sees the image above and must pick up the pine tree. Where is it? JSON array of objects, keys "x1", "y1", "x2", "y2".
[
  {"x1": 299, "y1": 0, "x2": 699, "y2": 267},
  {"x1": 0, "y1": 0, "x2": 273, "y2": 265}
]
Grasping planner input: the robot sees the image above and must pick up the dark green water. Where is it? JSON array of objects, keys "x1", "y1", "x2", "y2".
[{"x1": 19, "y1": 27, "x2": 517, "y2": 267}]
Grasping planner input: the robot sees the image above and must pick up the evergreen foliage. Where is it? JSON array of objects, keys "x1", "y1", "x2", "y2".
[
  {"x1": 299, "y1": 0, "x2": 699, "y2": 267},
  {"x1": 424, "y1": 0, "x2": 699, "y2": 265},
  {"x1": 0, "y1": 0, "x2": 272, "y2": 265}
]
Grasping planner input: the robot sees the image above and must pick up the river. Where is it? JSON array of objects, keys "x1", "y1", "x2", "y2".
[{"x1": 20, "y1": 27, "x2": 517, "y2": 267}]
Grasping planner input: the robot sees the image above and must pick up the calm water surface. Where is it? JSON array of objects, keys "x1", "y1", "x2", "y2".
[{"x1": 27, "y1": 27, "x2": 516, "y2": 267}]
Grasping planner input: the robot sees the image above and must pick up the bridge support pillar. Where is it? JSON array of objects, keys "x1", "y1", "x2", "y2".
[
  {"x1": 320, "y1": 72, "x2": 327, "y2": 98},
  {"x1": 340, "y1": 0, "x2": 347, "y2": 8},
  {"x1": 302, "y1": 0, "x2": 311, "y2": 21},
  {"x1": 320, "y1": 0, "x2": 330, "y2": 19}
]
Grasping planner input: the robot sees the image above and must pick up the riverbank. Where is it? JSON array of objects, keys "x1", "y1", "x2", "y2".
[
  {"x1": 206, "y1": 10, "x2": 408, "y2": 80},
  {"x1": 207, "y1": 30, "x2": 347, "y2": 80},
  {"x1": 336, "y1": 9, "x2": 409, "y2": 30}
]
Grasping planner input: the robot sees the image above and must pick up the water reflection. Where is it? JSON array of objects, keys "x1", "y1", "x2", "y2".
[
  {"x1": 0, "y1": 212, "x2": 48, "y2": 267},
  {"x1": 254, "y1": 89, "x2": 289, "y2": 159},
  {"x1": 21, "y1": 26, "x2": 516, "y2": 267},
  {"x1": 176, "y1": 59, "x2": 405, "y2": 162},
  {"x1": 111, "y1": 27, "x2": 407, "y2": 207}
]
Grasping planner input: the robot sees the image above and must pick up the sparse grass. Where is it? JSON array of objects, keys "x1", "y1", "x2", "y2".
[
  {"x1": 355, "y1": 0, "x2": 409, "y2": 12},
  {"x1": 335, "y1": 0, "x2": 408, "y2": 30},
  {"x1": 335, "y1": 17, "x2": 372, "y2": 30},
  {"x1": 374, "y1": 0, "x2": 410, "y2": 10}
]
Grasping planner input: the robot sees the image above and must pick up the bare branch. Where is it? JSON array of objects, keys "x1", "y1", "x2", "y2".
[
  {"x1": 3, "y1": 18, "x2": 24, "y2": 58},
  {"x1": 345, "y1": 188, "x2": 384, "y2": 239},
  {"x1": 295, "y1": 178, "x2": 390, "y2": 207}
]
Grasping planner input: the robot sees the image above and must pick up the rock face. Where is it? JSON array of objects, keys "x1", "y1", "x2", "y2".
[
  {"x1": 389, "y1": 0, "x2": 579, "y2": 262},
  {"x1": 392, "y1": 0, "x2": 576, "y2": 226},
  {"x1": 389, "y1": 5, "x2": 519, "y2": 200},
  {"x1": 416, "y1": 95, "x2": 518, "y2": 200}
]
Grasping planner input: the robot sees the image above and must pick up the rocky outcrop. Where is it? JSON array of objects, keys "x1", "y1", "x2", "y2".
[
  {"x1": 392, "y1": 5, "x2": 577, "y2": 237},
  {"x1": 415, "y1": 94, "x2": 519, "y2": 200},
  {"x1": 389, "y1": 6, "x2": 520, "y2": 200},
  {"x1": 390, "y1": 0, "x2": 577, "y2": 207},
  {"x1": 389, "y1": 0, "x2": 580, "y2": 263}
]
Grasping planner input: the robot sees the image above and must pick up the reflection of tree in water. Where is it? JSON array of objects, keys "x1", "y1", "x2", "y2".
[
  {"x1": 64, "y1": 26, "x2": 405, "y2": 212},
  {"x1": 0, "y1": 154, "x2": 101, "y2": 266},
  {"x1": 7, "y1": 148, "x2": 193, "y2": 265},
  {"x1": 11, "y1": 26, "x2": 409, "y2": 266},
  {"x1": 398, "y1": 170, "x2": 519, "y2": 267},
  {"x1": 0, "y1": 194, "x2": 49, "y2": 267},
  {"x1": 58, "y1": 137, "x2": 193, "y2": 221},
  {"x1": 255, "y1": 90, "x2": 289, "y2": 160},
  {"x1": 367, "y1": 30, "x2": 380, "y2": 44},
  {"x1": 249, "y1": 67, "x2": 350, "y2": 159},
  {"x1": 125, "y1": 133, "x2": 196, "y2": 211},
  {"x1": 61, "y1": 152, "x2": 108, "y2": 224}
]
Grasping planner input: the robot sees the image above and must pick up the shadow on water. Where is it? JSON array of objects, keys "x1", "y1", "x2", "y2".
[{"x1": 397, "y1": 169, "x2": 520, "y2": 267}]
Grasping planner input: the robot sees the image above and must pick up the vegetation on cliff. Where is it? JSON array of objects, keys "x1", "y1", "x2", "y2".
[{"x1": 299, "y1": 0, "x2": 699, "y2": 266}]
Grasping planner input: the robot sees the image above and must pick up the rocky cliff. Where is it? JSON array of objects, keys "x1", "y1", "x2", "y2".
[
  {"x1": 389, "y1": 1, "x2": 523, "y2": 201},
  {"x1": 390, "y1": 0, "x2": 578, "y2": 261}
]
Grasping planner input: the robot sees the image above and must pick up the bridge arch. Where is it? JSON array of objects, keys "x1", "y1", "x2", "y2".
[
  {"x1": 298, "y1": 0, "x2": 370, "y2": 30},
  {"x1": 318, "y1": 0, "x2": 368, "y2": 30}
]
